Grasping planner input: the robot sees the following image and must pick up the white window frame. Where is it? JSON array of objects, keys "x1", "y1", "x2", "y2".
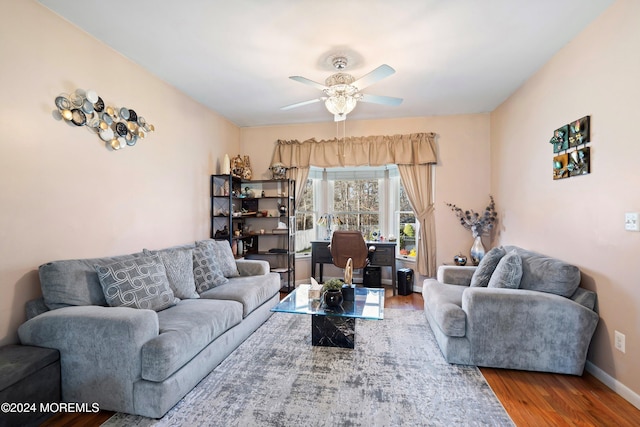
[{"x1": 295, "y1": 165, "x2": 418, "y2": 261}]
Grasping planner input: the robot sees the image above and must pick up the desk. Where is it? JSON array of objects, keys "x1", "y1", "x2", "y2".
[{"x1": 311, "y1": 240, "x2": 397, "y2": 295}]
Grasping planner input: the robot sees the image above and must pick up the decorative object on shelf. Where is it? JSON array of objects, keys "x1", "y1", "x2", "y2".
[
  {"x1": 222, "y1": 154, "x2": 231, "y2": 174},
  {"x1": 453, "y1": 254, "x2": 468, "y2": 266},
  {"x1": 53, "y1": 88, "x2": 154, "y2": 151},
  {"x1": 231, "y1": 154, "x2": 244, "y2": 178},
  {"x1": 214, "y1": 226, "x2": 230, "y2": 239},
  {"x1": 446, "y1": 196, "x2": 497, "y2": 265},
  {"x1": 242, "y1": 156, "x2": 252, "y2": 180},
  {"x1": 549, "y1": 116, "x2": 591, "y2": 180},
  {"x1": 269, "y1": 162, "x2": 288, "y2": 179},
  {"x1": 243, "y1": 187, "x2": 255, "y2": 198}
]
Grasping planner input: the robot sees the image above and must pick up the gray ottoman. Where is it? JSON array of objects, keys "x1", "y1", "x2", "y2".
[{"x1": 0, "y1": 344, "x2": 60, "y2": 427}]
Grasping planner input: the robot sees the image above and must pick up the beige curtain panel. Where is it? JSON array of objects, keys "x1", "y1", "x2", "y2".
[{"x1": 271, "y1": 132, "x2": 438, "y2": 277}]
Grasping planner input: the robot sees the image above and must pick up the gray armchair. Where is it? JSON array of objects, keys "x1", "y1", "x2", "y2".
[{"x1": 422, "y1": 246, "x2": 599, "y2": 375}]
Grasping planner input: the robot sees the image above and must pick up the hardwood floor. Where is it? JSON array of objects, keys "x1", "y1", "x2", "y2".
[{"x1": 43, "y1": 289, "x2": 639, "y2": 426}]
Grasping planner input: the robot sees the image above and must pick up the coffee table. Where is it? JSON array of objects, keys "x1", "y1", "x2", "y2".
[{"x1": 271, "y1": 284, "x2": 384, "y2": 348}]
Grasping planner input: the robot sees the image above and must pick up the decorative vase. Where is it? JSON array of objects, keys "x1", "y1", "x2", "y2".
[
  {"x1": 470, "y1": 236, "x2": 485, "y2": 265},
  {"x1": 222, "y1": 154, "x2": 230, "y2": 174},
  {"x1": 323, "y1": 290, "x2": 343, "y2": 308}
]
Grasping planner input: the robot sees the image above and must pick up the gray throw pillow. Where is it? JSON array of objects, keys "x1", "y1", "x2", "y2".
[
  {"x1": 488, "y1": 251, "x2": 523, "y2": 289},
  {"x1": 196, "y1": 239, "x2": 239, "y2": 278},
  {"x1": 95, "y1": 255, "x2": 178, "y2": 311},
  {"x1": 193, "y1": 246, "x2": 229, "y2": 293},
  {"x1": 144, "y1": 248, "x2": 199, "y2": 299},
  {"x1": 470, "y1": 246, "x2": 506, "y2": 287}
]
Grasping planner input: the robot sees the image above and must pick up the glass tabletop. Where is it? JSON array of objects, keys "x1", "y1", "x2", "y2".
[{"x1": 271, "y1": 284, "x2": 384, "y2": 320}]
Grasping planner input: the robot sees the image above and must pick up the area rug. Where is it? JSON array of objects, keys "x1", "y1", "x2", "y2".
[{"x1": 103, "y1": 309, "x2": 514, "y2": 426}]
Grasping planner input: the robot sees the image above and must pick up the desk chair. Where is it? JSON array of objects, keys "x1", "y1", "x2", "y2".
[{"x1": 329, "y1": 231, "x2": 375, "y2": 284}]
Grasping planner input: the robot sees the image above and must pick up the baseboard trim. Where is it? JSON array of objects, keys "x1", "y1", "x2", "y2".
[{"x1": 585, "y1": 361, "x2": 640, "y2": 410}]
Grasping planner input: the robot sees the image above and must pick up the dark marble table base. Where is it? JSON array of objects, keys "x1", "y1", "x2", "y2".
[{"x1": 311, "y1": 315, "x2": 356, "y2": 348}]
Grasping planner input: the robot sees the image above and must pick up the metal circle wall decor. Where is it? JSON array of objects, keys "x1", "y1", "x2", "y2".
[{"x1": 54, "y1": 88, "x2": 155, "y2": 151}]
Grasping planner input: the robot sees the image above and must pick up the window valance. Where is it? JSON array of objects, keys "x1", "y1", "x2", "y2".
[{"x1": 271, "y1": 132, "x2": 437, "y2": 168}]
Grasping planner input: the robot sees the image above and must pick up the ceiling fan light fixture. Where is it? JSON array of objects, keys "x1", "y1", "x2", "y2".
[{"x1": 324, "y1": 94, "x2": 358, "y2": 120}]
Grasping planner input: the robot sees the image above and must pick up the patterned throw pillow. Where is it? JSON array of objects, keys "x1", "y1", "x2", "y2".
[
  {"x1": 144, "y1": 248, "x2": 199, "y2": 299},
  {"x1": 470, "y1": 246, "x2": 506, "y2": 287},
  {"x1": 95, "y1": 255, "x2": 177, "y2": 311},
  {"x1": 488, "y1": 251, "x2": 523, "y2": 289},
  {"x1": 193, "y1": 246, "x2": 229, "y2": 293},
  {"x1": 196, "y1": 239, "x2": 239, "y2": 278}
]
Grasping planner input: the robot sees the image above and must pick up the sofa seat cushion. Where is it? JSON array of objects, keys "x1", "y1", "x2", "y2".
[
  {"x1": 503, "y1": 246, "x2": 580, "y2": 297},
  {"x1": 141, "y1": 299, "x2": 243, "y2": 382},
  {"x1": 199, "y1": 273, "x2": 280, "y2": 317},
  {"x1": 422, "y1": 280, "x2": 467, "y2": 337}
]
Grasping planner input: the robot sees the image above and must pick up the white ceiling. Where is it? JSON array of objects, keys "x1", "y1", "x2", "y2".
[{"x1": 39, "y1": 0, "x2": 614, "y2": 127}]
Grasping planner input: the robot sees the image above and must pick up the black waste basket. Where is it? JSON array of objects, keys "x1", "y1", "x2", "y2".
[
  {"x1": 363, "y1": 265, "x2": 382, "y2": 288},
  {"x1": 397, "y1": 268, "x2": 413, "y2": 295}
]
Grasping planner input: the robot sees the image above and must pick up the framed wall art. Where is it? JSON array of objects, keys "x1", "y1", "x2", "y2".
[{"x1": 549, "y1": 115, "x2": 591, "y2": 180}]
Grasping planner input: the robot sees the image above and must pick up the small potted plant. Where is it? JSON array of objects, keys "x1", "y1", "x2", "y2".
[{"x1": 322, "y1": 278, "x2": 344, "y2": 307}]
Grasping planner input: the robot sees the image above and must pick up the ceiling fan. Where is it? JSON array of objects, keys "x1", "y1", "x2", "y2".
[{"x1": 281, "y1": 56, "x2": 403, "y2": 121}]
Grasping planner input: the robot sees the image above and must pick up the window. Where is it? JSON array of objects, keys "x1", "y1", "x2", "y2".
[
  {"x1": 397, "y1": 181, "x2": 418, "y2": 258},
  {"x1": 295, "y1": 178, "x2": 314, "y2": 254},
  {"x1": 333, "y1": 178, "x2": 379, "y2": 238},
  {"x1": 295, "y1": 165, "x2": 418, "y2": 259}
]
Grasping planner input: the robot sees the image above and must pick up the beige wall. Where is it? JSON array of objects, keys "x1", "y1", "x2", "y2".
[
  {"x1": 240, "y1": 114, "x2": 492, "y2": 282},
  {"x1": 0, "y1": 1, "x2": 239, "y2": 345},
  {"x1": 491, "y1": 0, "x2": 639, "y2": 399}
]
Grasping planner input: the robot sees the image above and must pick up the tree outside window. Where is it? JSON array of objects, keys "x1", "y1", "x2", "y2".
[{"x1": 333, "y1": 179, "x2": 379, "y2": 239}]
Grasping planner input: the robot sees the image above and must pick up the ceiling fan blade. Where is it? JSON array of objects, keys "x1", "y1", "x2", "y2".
[
  {"x1": 280, "y1": 98, "x2": 324, "y2": 111},
  {"x1": 352, "y1": 64, "x2": 396, "y2": 91},
  {"x1": 360, "y1": 93, "x2": 403, "y2": 106},
  {"x1": 289, "y1": 76, "x2": 328, "y2": 91}
]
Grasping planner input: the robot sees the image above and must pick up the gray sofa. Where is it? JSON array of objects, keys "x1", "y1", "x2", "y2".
[
  {"x1": 422, "y1": 245, "x2": 599, "y2": 375},
  {"x1": 18, "y1": 239, "x2": 281, "y2": 418}
]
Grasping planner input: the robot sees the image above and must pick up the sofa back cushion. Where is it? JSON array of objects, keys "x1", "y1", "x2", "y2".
[
  {"x1": 144, "y1": 248, "x2": 199, "y2": 299},
  {"x1": 193, "y1": 246, "x2": 229, "y2": 293},
  {"x1": 196, "y1": 239, "x2": 239, "y2": 278},
  {"x1": 470, "y1": 246, "x2": 506, "y2": 287},
  {"x1": 503, "y1": 246, "x2": 580, "y2": 297},
  {"x1": 39, "y1": 252, "x2": 145, "y2": 310},
  {"x1": 95, "y1": 255, "x2": 178, "y2": 311},
  {"x1": 487, "y1": 251, "x2": 522, "y2": 289}
]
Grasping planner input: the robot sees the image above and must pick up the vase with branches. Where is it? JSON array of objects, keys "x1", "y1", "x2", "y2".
[{"x1": 445, "y1": 196, "x2": 497, "y2": 264}]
